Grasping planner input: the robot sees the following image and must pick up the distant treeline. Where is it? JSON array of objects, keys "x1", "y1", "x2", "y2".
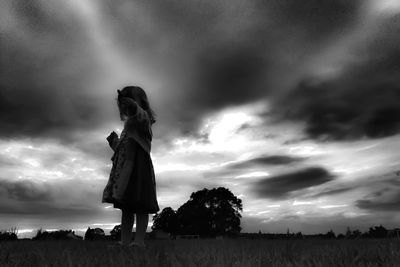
[
  {"x1": 242, "y1": 225, "x2": 400, "y2": 240},
  {"x1": 0, "y1": 224, "x2": 399, "y2": 241}
]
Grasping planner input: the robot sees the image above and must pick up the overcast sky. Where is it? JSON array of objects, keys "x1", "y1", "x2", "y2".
[{"x1": 1, "y1": 0, "x2": 400, "y2": 238}]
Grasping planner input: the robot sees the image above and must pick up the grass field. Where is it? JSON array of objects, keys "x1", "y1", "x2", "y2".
[{"x1": 0, "y1": 238, "x2": 399, "y2": 266}]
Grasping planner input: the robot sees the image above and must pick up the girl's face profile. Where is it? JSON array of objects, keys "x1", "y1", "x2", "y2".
[{"x1": 117, "y1": 95, "x2": 128, "y2": 120}]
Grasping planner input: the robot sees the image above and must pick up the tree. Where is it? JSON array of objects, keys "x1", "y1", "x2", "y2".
[
  {"x1": 177, "y1": 196, "x2": 210, "y2": 236},
  {"x1": 346, "y1": 227, "x2": 352, "y2": 238},
  {"x1": 0, "y1": 226, "x2": 18, "y2": 241},
  {"x1": 110, "y1": 225, "x2": 121, "y2": 240},
  {"x1": 324, "y1": 229, "x2": 336, "y2": 239},
  {"x1": 32, "y1": 229, "x2": 77, "y2": 240},
  {"x1": 368, "y1": 225, "x2": 388, "y2": 238},
  {"x1": 295, "y1": 232, "x2": 303, "y2": 239},
  {"x1": 152, "y1": 207, "x2": 178, "y2": 235},
  {"x1": 84, "y1": 227, "x2": 105, "y2": 240},
  {"x1": 176, "y1": 187, "x2": 242, "y2": 237},
  {"x1": 352, "y1": 229, "x2": 362, "y2": 238}
]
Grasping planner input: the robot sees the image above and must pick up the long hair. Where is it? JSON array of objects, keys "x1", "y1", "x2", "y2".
[{"x1": 117, "y1": 86, "x2": 157, "y2": 124}]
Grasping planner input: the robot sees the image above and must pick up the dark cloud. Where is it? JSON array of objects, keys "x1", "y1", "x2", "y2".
[
  {"x1": 265, "y1": 0, "x2": 362, "y2": 37},
  {"x1": 386, "y1": 176, "x2": 400, "y2": 187},
  {"x1": 0, "y1": 202, "x2": 103, "y2": 218},
  {"x1": 377, "y1": 170, "x2": 400, "y2": 187},
  {"x1": 231, "y1": 155, "x2": 305, "y2": 169},
  {"x1": 0, "y1": 1, "x2": 113, "y2": 141},
  {"x1": 307, "y1": 170, "x2": 400, "y2": 199},
  {"x1": 167, "y1": 0, "x2": 363, "y2": 135},
  {"x1": 202, "y1": 154, "x2": 305, "y2": 179},
  {"x1": 0, "y1": 179, "x2": 53, "y2": 202},
  {"x1": 272, "y1": 79, "x2": 400, "y2": 141},
  {"x1": 252, "y1": 167, "x2": 335, "y2": 199},
  {"x1": 269, "y1": 15, "x2": 400, "y2": 141},
  {"x1": 9, "y1": 1, "x2": 81, "y2": 35},
  {"x1": 3, "y1": 0, "x2": 397, "y2": 145},
  {"x1": 186, "y1": 45, "x2": 273, "y2": 111},
  {"x1": 0, "y1": 178, "x2": 104, "y2": 220},
  {"x1": 356, "y1": 191, "x2": 400, "y2": 212},
  {"x1": 369, "y1": 188, "x2": 392, "y2": 198},
  {"x1": 308, "y1": 187, "x2": 354, "y2": 198},
  {"x1": 0, "y1": 0, "x2": 365, "y2": 141}
]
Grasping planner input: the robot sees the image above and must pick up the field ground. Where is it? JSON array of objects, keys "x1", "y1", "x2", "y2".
[{"x1": 0, "y1": 238, "x2": 399, "y2": 266}]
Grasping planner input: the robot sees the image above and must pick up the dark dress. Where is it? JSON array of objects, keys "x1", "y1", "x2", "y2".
[
  {"x1": 103, "y1": 128, "x2": 160, "y2": 214},
  {"x1": 114, "y1": 135, "x2": 159, "y2": 213}
]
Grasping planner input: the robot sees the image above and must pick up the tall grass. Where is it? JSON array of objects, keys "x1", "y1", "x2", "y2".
[{"x1": 0, "y1": 238, "x2": 399, "y2": 266}]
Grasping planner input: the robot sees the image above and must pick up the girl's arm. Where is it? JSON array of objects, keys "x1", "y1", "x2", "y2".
[
  {"x1": 124, "y1": 100, "x2": 150, "y2": 127},
  {"x1": 121, "y1": 97, "x2": 149, "y2": 124}
]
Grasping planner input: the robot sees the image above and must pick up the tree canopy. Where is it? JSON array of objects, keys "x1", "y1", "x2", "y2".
[{"x1": 152, "y1": 187, "x2": 242, "y2": 237}]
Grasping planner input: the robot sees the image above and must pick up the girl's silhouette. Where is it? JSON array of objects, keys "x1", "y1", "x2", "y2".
[{"x1": 102, "y1": 86, "x2": 159, "y2": 247}]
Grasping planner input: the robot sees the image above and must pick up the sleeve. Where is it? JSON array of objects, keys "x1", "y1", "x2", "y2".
[
  {"x1": 126, "y1": 102, "x2": 150, "y2": 127},
  {"x1": 109, "y1": 138, "x2": 120, "y2": 151}
]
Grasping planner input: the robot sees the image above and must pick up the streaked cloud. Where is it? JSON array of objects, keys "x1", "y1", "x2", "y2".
[
  {"x1": 356, "y1": 190, "x2": 400, "y2": 212},
  {"x1": 1, "y1": 0, "x2": 400, "y2": 236},
  {"x1": 252, "y1": 167, "x2": 336, "y2": 199}
]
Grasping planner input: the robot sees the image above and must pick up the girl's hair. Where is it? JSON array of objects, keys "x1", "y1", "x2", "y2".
[{"x1": 117, "y1": 86, "x2": 157, "y2": 124}]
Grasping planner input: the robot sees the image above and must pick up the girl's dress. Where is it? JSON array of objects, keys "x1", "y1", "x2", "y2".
[{"x1": 102, "y1": 104, "x2": 160, "y2": 214}]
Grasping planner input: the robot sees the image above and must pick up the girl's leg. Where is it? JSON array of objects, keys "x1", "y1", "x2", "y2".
[
  {"x1": 121, "y1": 208, "x2": 135, "y2": 245},
  {"x1": 134, "y1": 212, "x2": 149, "y2": 244}
]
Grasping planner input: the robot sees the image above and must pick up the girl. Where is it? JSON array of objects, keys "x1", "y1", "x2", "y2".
[{"x1": 102, "y1": 86, "x2": 160, "y2": 248}]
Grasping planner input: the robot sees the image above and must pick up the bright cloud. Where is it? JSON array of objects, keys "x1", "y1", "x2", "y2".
[{"x1": 2, "y1": 0, "x2": 400, "y2": 238}]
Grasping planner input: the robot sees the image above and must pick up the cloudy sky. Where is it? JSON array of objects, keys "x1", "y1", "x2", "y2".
[{"x1": 1, "y1": 0, "x2": 400, "y2": 238}]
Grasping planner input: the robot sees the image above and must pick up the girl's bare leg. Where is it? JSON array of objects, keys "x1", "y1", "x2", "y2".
[
  {"x1": 121, "y1": 208, "x2": 134, "y2": 245},
  {"x1": 134, "y1": 213, "x2": 149, "y2": 244}
]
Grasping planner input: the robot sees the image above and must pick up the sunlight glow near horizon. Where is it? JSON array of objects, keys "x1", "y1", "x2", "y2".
[
  {"x1": 12, "y1": 223, "x2": 155, "y2": 239},
  {"x1": 2, "y1": 110, "x2": 400, "y2": 235}
]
